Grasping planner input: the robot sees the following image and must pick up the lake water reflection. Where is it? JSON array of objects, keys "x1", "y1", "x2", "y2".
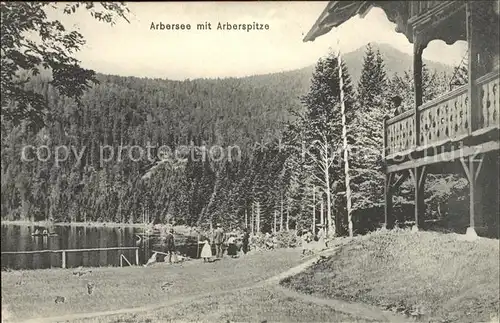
[{"x1": 1, "y1": 224, "x2": 199, "y2": 270}]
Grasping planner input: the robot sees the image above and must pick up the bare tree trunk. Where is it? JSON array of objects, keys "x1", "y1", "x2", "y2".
[
  {"x1": 274, "y1": 210, "x2": 277, "y2": 233},
  {"x1": 251, "y1": 202, "x2": 255, "y2": 235},
  {"x1": 320, "y1": 198, "x2": 324, "y2": 226},
  {"x1": 286, "y1": 203, "x2": 290, "y2": 231},
  {"x1": 256, "y1": 201, "x2": 260, "y2": 233},
  {"x1": 338, "y1": 48, "x2": 353, "y2": 237},
  {"x1": 324, "y1": 146, "x2": 334, "y2": 236},
  {"x1": 312, "y1": 186, "x2": 316, "y2": 233},
  {"x1": 280, "y1": 192, "x2": 284, "y2": 231}
]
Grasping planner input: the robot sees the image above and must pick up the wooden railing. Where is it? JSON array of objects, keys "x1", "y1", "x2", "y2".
[
  {"x1": 477, "y1": 71, "x2": 500, "y2": 131},
  {"x1": 1, "y1": 246, "x2": 140, "y2": 269},
  {"x1": 418, "y1": 84, "x2": 469, "y2": 149},
  {"x1": 385, "y1": 110, "x2": 416, "y2": 156},
  {"x1": 385, "y1": 70, "x2": 499, "y2": 158}
]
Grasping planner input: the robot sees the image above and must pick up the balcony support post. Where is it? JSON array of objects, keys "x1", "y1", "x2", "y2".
[
  {"x1": 466, "y1": 1, "x2": 480, "y2": 133},
  {"x1": 384, "y1": 172, "x2": 394, "y2": 230},
  {"x1": 384, "y1": 171, "x2": 410, "y2": 229},
  {"x1": 409, "y1": 166, "x2": 427, "y2": 231},
  {"x1": 412, "y1": 32, "x2": 428, "y2": 148},
  {"x1": 459, "y1": 153, "x2": 485, "y2": 239}
]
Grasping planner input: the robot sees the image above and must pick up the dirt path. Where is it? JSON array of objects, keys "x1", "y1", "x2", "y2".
[
  {"x1": 21, "y1": 284, "x2": 258, "y2": 323},
  {"x1": 274, "y1": 286, "x2": 409, "y2": 323},
  {"x1": 19, "y1": 248, "x2": 407, "y2": 323}
]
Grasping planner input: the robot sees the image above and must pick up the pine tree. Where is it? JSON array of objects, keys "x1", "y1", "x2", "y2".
[
  {"x1": 449, "y1": 51, "x2": 468, "y2": 89},
  {"x1": 350, "y1": 45, "x2": 390, "y2": 215},
  {"x1": 388, "y1": 65, "x2": 450, "y2": 114}
]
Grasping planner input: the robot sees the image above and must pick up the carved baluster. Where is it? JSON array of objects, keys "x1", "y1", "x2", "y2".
[
  {"x1": 494, "y1": 80, "x2": 499, "y2": 126},
  {"x1": 436, "y1": 105, "x2": 442, "y2": 141},
  {"x1": 460, "y1": 94, "x2": 468, "y2": 135},
  {"x1": 421, "y1": 111, "x2": 427, "y2": 146},
  {"x1": 453, "y1": 96, "x2": 460, "y2": 137},
  {"x1": 409, "y1": 116, "x2": 414, "y2": 148},
  {"x1": 429, "y1": 109, "x2": 435, "y2": 144},
  {"x1": 444, "y1": 102, "x2": 451, "y2": 139},
  {"x1": 392, "y1": 124, "x2": 396, "y2": 154},
  {"x1": 488, "y1": 79, "x2": 499, "y2": 127},
  {"x1": 481, "y1": 83, "x2": 488, "y2": 128},
  {"x1": 443, "y1": 103, "x2": 449, "y2": 140},
  {"x1": 388, "y1": 125, "x2": 393, "y2": 155}
]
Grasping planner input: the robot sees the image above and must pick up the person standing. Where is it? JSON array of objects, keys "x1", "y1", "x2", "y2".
[
  {"x1": 227, "y1": 233, "x2": 238, "y2": 258},
  {"x1": 391, "y1": 95, "x2": 403, "y2": 117},
  {"x1": 316, "y1": 225, "x2": 327, "y2": 252},
  {"x1": 301, "y1": 230, "x2": 312, "y2": 256},
  {"x1": 164, "y1": 228, "x2": 176, "y2": 264},
  {"x1": 213, "y1": 223, "x2": 225, "y2": 258},
  {"x1": 241, "y1": 228, "x2": 250, "y2": 255},
  {"x1": 200, "y1": 239, "x2": 213, "y2": 263}
]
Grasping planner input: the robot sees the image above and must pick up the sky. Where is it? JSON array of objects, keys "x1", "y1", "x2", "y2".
[{"x1": 47, "y1": 2, "x2": 467, "y2": 80}]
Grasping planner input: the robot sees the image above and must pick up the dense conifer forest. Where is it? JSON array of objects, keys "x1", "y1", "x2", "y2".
[{"x1": 3, "y1": 39, "x2": 480, "y2": 235}]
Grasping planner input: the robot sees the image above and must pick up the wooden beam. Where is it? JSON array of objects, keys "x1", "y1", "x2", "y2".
[
  {"x1": 418, "y1": 165, "x2": 427, "y2": 189},
  {"x1": 459, "y1": 152, "x2": 486, "y2": 231},
  {"x1": 384, "y1": 172, "x2": 395, "y2": 229},
  {"x1": 409, "y1": 166, "x2": 427, "y2": 229},
  {"x1": 468, "y1": 156, "x2": 476, "y2": 228},
  {"x1": 386, "y1": 141, "x2": 500, "y2": 173},
  {"x1": 474, "y1": 155, "x2": 485, "y2": 182},
  {"x1": 0, "y1": 246, "x2": 139, "y2": 255},
  {"x1": 466, "y1": 1, "x2": 479, "y2": 133},
  {"x1": 459, "y1": 156, "x2": 472, "y2": 183},
  {"x1": 413, "y1": 33, "x2": 425, "y2": 148},
  {"x1": 411, "y1": 2, "x2": 466, "y2": 41},
  {"x1": 390, "y1": 172, "x2": 409, "y2": 194}
]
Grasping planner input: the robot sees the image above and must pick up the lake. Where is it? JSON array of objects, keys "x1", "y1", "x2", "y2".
[{"x1": 1, "y1": 224, "x2": 201, "y2": 270}]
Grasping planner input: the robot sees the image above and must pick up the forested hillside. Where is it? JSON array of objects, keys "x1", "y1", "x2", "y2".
[
  {"x1": 1, "y1": 70, "x2": 307, "y2": 226},
  {"x1": 287, "y1": 42, "x2": 455, "y2": 87},
  {"x1": 2, "y1": 43, "x2": 465, "y2": 234}
]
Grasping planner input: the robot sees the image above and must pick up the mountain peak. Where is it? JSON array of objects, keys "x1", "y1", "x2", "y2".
[{"x1": 341, "y1": 43, "x2": 453, "y2": 85}]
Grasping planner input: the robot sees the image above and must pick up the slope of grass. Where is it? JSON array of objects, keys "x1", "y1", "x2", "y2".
[
  {"x1": 66, "y1": 286, "x2": 374, "y2": 323},
  {"x1": 281, "y1": 229, "x2": 500, "y2": 323},
  {"x1": 1, "y1": 249, "x2": 306, "y2": 322}
]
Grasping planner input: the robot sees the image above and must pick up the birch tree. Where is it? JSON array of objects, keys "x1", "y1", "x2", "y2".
[{"x1": 299, "y1": 50, "x2": 356, "y2": 236}]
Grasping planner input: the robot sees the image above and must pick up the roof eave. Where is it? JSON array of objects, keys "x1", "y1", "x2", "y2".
[
  {"x1": 303, "y1": 1, "x2": 338, "y2": 42},
  {"x1": 303, "y1": 1, "x2": 373, "y2": 43}
]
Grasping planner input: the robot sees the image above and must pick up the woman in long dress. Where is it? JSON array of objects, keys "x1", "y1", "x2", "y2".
[
  {"x1": 200, "y1": 239, "x2": 213, "y2": 262},
  {"x1": 316, "y1": 226, "x2": 327, "y2": 252},
  {"x1": 301, "y1": 230, "x2": 312, "y2": 256},
  {"x1": 227, "y1": 234, "x2": 238, "y2": 258}
]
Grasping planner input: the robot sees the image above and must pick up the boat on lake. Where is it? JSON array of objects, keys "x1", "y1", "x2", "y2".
[{"x1": 31, "y1": 229, "x2": 58, "y2": 237}]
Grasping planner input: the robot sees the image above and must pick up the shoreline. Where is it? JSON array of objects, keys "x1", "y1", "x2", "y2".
[
  {"x1": 1, "y1": 220, "x2": 150, "y2": 228},
  {"x1": 1, "y1": 220, "x2": 204, "y2": 237}
]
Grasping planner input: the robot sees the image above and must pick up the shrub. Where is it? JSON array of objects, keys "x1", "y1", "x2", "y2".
[{"x1": 250, "y1": 230, "x2": 299, "y2": 250}]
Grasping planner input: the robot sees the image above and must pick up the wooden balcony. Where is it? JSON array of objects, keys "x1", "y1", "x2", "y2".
[
  {"x1": 384, "y1": 70, "x2": 499, "y2": 172},
  {"x1": 409, "y1": 1, "x2": 454, "y2": 20}
]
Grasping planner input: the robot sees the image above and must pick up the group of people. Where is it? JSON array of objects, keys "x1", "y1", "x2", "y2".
[
  {"x1": 156, "y1": 223, "x2": 330, "y2": 266},
  {"x1": 300, "y1": 225, "x2": 328, "y2": 255},
  {"x1": 199, "y1": 224, "x2": 250, "y2": 262}
]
